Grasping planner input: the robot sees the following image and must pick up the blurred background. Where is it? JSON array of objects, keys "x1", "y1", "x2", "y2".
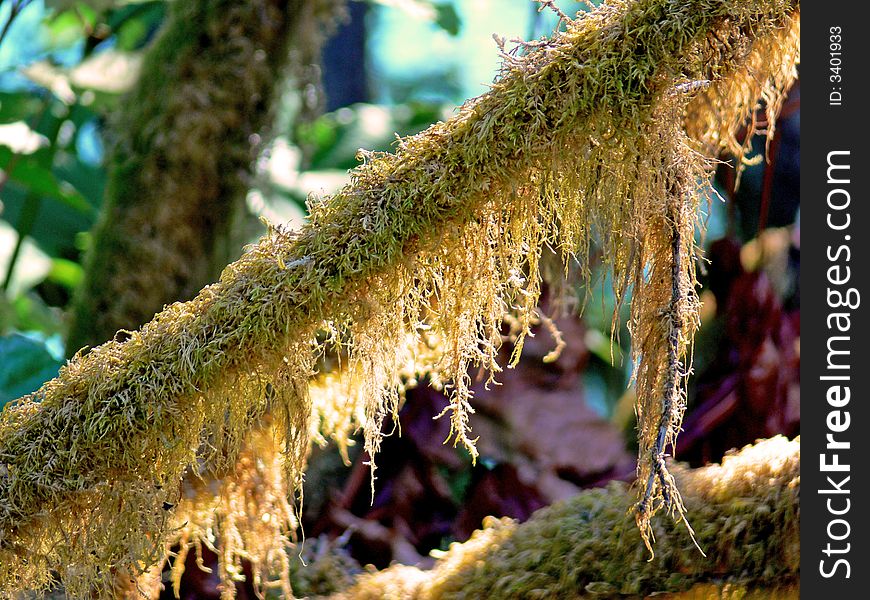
[{"x1": 0, "y1": 0, "x2": 799, "y2": 590}]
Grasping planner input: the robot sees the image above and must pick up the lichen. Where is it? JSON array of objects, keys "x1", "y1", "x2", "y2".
[{"x1": 0, "y1": 0, "x2": 799, "y2": 597}]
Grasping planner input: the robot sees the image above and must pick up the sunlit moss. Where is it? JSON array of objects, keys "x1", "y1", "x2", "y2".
[
  {"x1": 334, "y1": 437, "x2": 799, "y2": 599},
  {"x1": 0, "y1": 0, "x2": 799, "y2": 597},
  {"x1": 167, "y1": 426, "x2": 300, "y2": 599}
]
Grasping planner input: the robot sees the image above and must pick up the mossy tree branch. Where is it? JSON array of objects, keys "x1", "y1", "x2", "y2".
[{"x1": 0, "y1": 0, "x2": 799, "y2": 596}]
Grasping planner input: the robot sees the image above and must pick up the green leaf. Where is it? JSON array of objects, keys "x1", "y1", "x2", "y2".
[
  {"x1": 47, "y1": 257, "x2": 84, "y2": 290},
  {"x1": 109, "y1": 1, "x2": 166, "y2": 51},
  {"x1": 0, "y1": 184, "x2": 95, "y2": 258},
  {"x1": 43, "y1": 8, "x2": 88, "y2": 49},
  {"x1": 584, "y1": 328, "x2": 621, "y2": 365},
  {"x1": 0, "y1": 333, "x2": 63, "y2": 409},
  {"x1": 53, "y1": 150, "x2": 104, "y2": 208},
  {"x1": 433, "y1": 2, "x2": 461, "y2": 36},
  {"x1": 0, "y1": 147, "x2": 94, "y2": 214},
  {"x1": 0, "y1": 93, "x2": 43, "y2": 125},
  {"x1": 1, "y1": 292, "x2": 65, "y2": 336}
]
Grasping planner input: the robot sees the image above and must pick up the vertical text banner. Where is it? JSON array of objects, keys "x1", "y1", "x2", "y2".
[{"x1": 802, "y1": 1, "x2": 869, "y2": 595}]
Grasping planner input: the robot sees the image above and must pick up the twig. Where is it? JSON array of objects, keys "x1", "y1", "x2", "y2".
[
  {"x1": 535, "y1": 0, "x2": 569, "y2": 25},
  {"x1": 0, "y1": 0, "x2": 33, "y2": 49},
  {"x1": 635, "y1": 189, "x2": 704, "y2": 558}
]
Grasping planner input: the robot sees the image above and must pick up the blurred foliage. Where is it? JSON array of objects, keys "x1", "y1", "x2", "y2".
[
  {"x1": 295, "y1": 102, "x2": 448, "y2": 171},
  {"x1": 0, "y1": 331, "x2": 62, "y2": 409},
  {"x1": 0, "y1": 0, "x2": 164, "y2": 406}
]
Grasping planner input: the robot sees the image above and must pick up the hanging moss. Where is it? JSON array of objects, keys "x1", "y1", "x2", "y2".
[
  {"x1": 66, "y1": 0, "x2": 340, "y2": 353},
  {"x1": 55, "y1": 0, "x2": 342, "y2": 594},
  {"x1": 332, "y1": 436, "x2": 800, "y2": 599},
  {"x1": 163, "y1": 425, "x2": 301, "y2": 598},
  {"x1": 0, "y1": 0, "x2": 799, "y2": 597}
]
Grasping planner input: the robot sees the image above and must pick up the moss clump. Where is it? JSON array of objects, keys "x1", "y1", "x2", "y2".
[
  {"x1": 0, "y1": 0, "x2": 799, "y2": 597},
  {"x1": 333, "y1": 437, "x2": 800, "y2": 599},
  {"x1": 287, "y1": 537, "x2": 362, "y2": 597}
]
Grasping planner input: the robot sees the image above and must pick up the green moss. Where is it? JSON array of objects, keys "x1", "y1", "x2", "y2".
[
  {"x1": 335, "y1": 437, "x2": 799, "y2": 599},
  {"x1": 0, "y1": 1, "x2": 799, "y2": 597}
]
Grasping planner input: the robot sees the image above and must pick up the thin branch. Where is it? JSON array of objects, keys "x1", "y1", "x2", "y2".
[{"x1": 0, "y1": 0, "x2": 33, "y2": 49}]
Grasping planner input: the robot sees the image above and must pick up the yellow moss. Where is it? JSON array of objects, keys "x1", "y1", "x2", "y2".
[
  {"x1": 0, "y1": 0, "x2": 799, "y2": 596},
  {"x1": 168, "y1": 426, "x2": 300, "y2": 599}
]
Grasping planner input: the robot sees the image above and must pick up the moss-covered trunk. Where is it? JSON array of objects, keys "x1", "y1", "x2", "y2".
[{"x1": 66, "y1": 0, "x2": 336, "y2": 354}]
